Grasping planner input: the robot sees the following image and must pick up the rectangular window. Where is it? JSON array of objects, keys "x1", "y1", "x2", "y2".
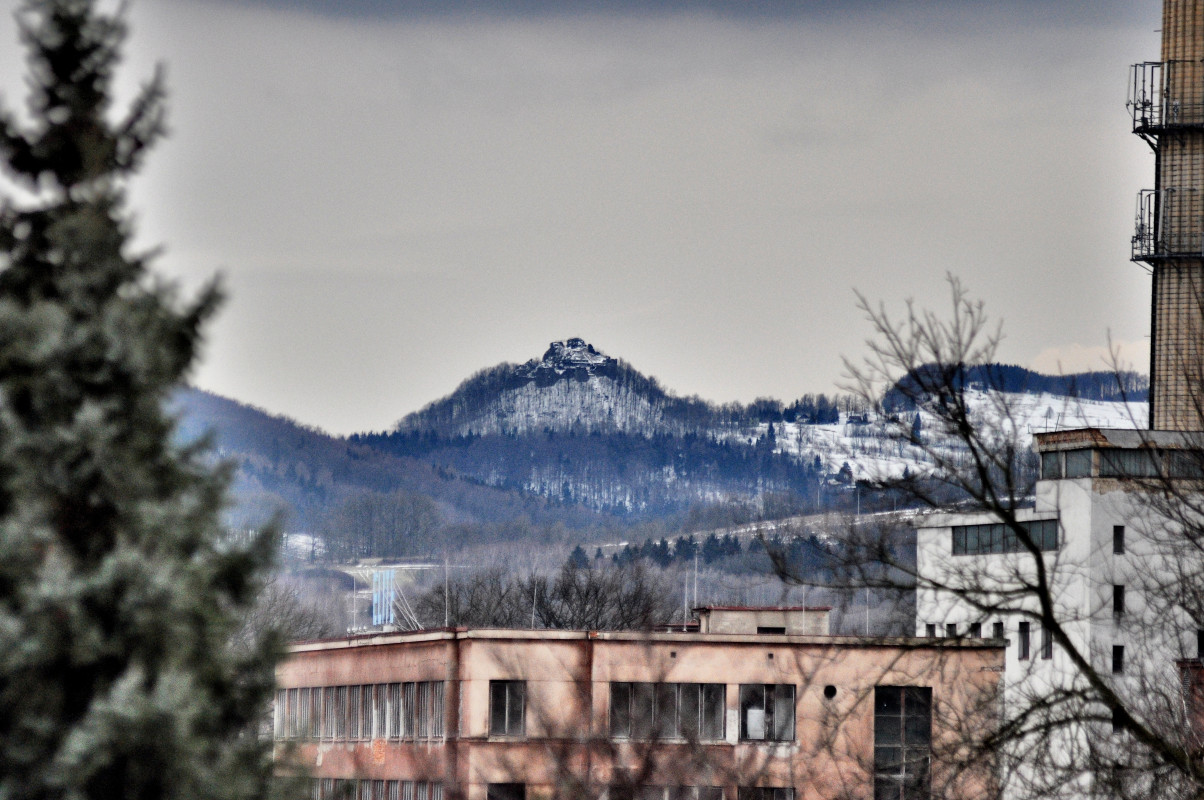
[
  {"x1": 1041, "y1": 626, "x2": 1052, "y2": 660},
  {"x1": 945, "y1": 623, "x2": 956, "y2": 638},
  {"x1": 609, "y1": 683, "x2": 725, "y2": 740},
  {"x1": 925, "y1": 624, "x2": 936, "y2": 638},
  {"x1": 1040, "y1": 451, "x2": 1061, "y2": 480},
  {"x1": 1113, "y1": 525, "x2": 1125, "y2": 555},
  {"x1": 348, "y1": 686, "x2": 361, "y2": 739},
  {"x1": 1018, "y1": 622, "x2": 1030, "y2": 660},
  {"x1": 1198, "y1": 629, "x2": 1204, "y2": 659},
  {"x1": 992, "y1": 622, "x2": 1004, "y2": 640},
  {"x1": 490, "y1": 681, "x2": 525, "y2": 737},
  {"x1": 1064, "y1": 449, "x2": 1093, "y2": 478},
  {"x1": 1113, "y1": 645, "x2": 1125, "y2": 674},
  {"x1": 1114, "y1": 585, "x2": 1126, "y2": 617},
  {"x1": 951, "y1": 519, "x2": 1059, "y2": 555},
  {"x1": 486, "y1": 785, "x2": 525, "y2": 800},
  {"x1": 737, "y1": 790, "x2": 793, "y2": 800},
  {"x1": 873, "y1": 686, "x2": 932, "y2": 800},
  {"x1": 968, "y1": 622, "x2": 981, "y2": 638},
  {"x1": 273, "y1": 690, "x2": 285, "y2": 740},
  {"x1": 739, "y1": 684, "x2": 795, "y2": 742}
]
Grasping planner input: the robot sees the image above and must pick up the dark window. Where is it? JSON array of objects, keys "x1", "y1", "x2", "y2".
[
  {"x1": 1041, "y1": 626, "x2": 1052, "y2": 660},
  {"x1": 1198, "y1": 629, "x2": 1204, "y2": 659},
  {"x1": 1113, "y1": 645, "x2": 1125, "y2": 674},
  {"x1": 487, "y1": 784, "x2": 524, "y2": 800},
  {"x1": 756, "y1": 626, "x2": 786, "y2": 635},
  {"x1": 951, "y1": 519, "x2": 1058, "y2": 555},
  {"x1": 737, "y1": 790, "x2": 793, "y2": 800},
  {"x1": 1112, "y1": 707, "x2": 1124, "y2": 734},
  {"x1": 1040, "y1": 451, "x2": 1062, "y2": 480},
  {"x1": 925, "y1": 624, "x2": 936, "y2": 638},
  {"x1": 1113, "y1": 525, "x2": 1125, "y2": 555},
  {"x1": 945, "y1": 624, "x2": 957, "y2": 638},
  {"x1": 489, "y1": 681, "x2": 525, "y2": 737},
  {"x1": 873, "y1": 686, "x2": 932, "y2": 800},
  {"x1": 992, "y1": 622, "x2": 1004, "y2": 640},
  {"x1": 610, "y1": 683, "x2": 724, "y2": 740},
  {"x1": 1018, "y1": 622, "x2": 1030, "y2": 660},
  {"x1": 968, "y1": 622, "x2": 981, "y2": 638},
  {"x1": 1114, "y1": 585, "x2": 1126, "y2": 617},
  {"x1": 739, "y1": 684, "x2": 795, "y2": 741}
]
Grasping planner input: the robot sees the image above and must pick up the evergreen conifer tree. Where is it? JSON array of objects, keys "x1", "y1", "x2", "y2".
[{"x1": 0, "y1": 2, "x2": 279, "y2": 798}]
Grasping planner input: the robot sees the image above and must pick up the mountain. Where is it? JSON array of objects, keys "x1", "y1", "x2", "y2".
[
  {"x1": 392, "y1": 337, "x2": 714, "y2": 439},
  {"x1": 354, "y1": 339, "x2": 1148, "y2": 518},
  {"x1": 169, "y1": 387, "x2": 610, "y2": 540},
  {"x1": 173, "y1": 340, "x2": 1149, "y2": 549}
]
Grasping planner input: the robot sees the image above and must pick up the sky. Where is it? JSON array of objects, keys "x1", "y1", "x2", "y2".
[{"x1": 0, "y1": 0, "x2": 1163, "y2": 435}]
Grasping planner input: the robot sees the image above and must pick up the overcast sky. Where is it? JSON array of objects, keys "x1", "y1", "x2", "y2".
[{"x1": 0, "y1": 0, "x2": 1163, "y2": 434}]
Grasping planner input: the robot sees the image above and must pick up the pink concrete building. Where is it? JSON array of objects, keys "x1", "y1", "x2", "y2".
[{"x1": 274, "y1": 610, "x2": 1002, "y2": 800}]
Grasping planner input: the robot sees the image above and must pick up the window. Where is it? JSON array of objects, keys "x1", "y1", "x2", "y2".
[
  {"x1": 1114, "y1": 585, "x2": 1126, "y2": 617},
  {"x1": 1113, "y1": 645, "x2": 1125, "y2": 674},
  {"x1": 611, "y1": 789, "x2": 723, "y2": 800},
  {"x1": 312, "y1": 781, "x2": 440, "y2": 800},
  {"x1": 992, "y1": 622, "x2": 1004, "y2": 640},
  {"x1": 739, "y1": 684, "x2": 794, "y2": 741},
  {"x1": 945, "y1": 623, "x2": 956, "y2": 638},
  {"x1": 756, "y1": 626, "x2": 786, "y2": 635},
  {"x1": 1113, "y1": 525, "x2": 1125, "y2": 555},
  {"x1": 486, "y1": 785, "x2": 525, "y2": 800},
  {"x1": 1041, "y1": 626, "x2": 1052, "y2": 660},
  {"x1": 925, "y1": 624, "x2": 936, "y2": 638},
  {"x1": 874, "y1": 686, "x2": 931, "y2": 800},
  {"x1": 951, "y1": 519, "x2": 1058, "y2": 555},
  {"x1": 1040, "y1": 451, "x2": 1061, "y2": 480},
  {"x1": 1198, "y1": 629, "x2": 1204, "y2": 659},
  {"x1": 737, "y1": 790, "x2": 792, "y2": 800},
  {"x1": 1064, "y1": 449, "x2": 1093, "y2": 478},
  {"x1": 490, "y1": 681, "x2": 525, "y2": 736},
  {"x1": 609, "y1": 683, "x2": 724, "y2": 740},
  {"x1": 968, "y1": 622, "x2": 981, "y2": 638},
  {"x1": 1018, "y1": 622, "x2": 1030, "y2": 660}
]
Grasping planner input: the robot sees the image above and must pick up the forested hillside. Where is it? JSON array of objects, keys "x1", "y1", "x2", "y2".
[{"x1": 174, "y1": 340, "x2": 1147, "y2": 561}]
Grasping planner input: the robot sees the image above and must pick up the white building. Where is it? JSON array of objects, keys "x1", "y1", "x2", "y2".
[{"x1": 915, "y1": 428, "x2": 1201, "y2": 798}]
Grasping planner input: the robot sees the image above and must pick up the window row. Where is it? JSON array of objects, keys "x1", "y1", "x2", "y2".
[
  {"x1": 487, "y1": 680, "x2": 795, "y2": 743},
  {"x1": 924, "y1": 621, "x2": 1005, "y2": 639},
  {"x1": 310, "y1": 779, "x2": 442, "y2": 800},
  {"x1": 609, "y1": 683, "x2": 725, "y2": 741},
  {"x1": 607, "y1": 787, "x2": 726, "y2": 800},
  {"x1": 925, "y1": 620, "x2": 1057, "y2": 660},
  {"x1": 951, "y1": 519, "x2": 1058, "y2": 555},
  {"x1": 1040, "y1": 447, "x2": 1204, "y2": 480},
  {"x1": 274, "y1": 682, "x2": 444, "y2": 741}
]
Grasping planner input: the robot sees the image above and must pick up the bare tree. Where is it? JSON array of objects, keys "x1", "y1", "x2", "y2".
[{"x1": 767, "y1": 277, "x2": 1204, "y2": 799}]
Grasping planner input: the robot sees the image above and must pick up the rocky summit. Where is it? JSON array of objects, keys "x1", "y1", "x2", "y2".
[{"x1": 520, "y1": 338, "x2": 619, "y2": 385}]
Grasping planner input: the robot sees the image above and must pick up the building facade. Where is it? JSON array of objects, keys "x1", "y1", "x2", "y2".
[
  {"x1": 274, "y1": 614, "x2": 1002, "y2": 800},
  {"x1": 915, "y1": 429, "x2": 1202, "y2": 798}
]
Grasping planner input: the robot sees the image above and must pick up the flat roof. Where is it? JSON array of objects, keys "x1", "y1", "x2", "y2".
[
  {"x1": 693, "y1": 605, "x2": 833, "y2": 613},
  {"x1": 1034, "y1": 427, "x2": 1198, "y2": 451},
  {"x1": 287, "y1": 626, "x2": 1004, "y2": 654}
]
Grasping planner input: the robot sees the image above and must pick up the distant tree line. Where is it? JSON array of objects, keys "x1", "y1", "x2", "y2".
[
  {"x1": 883, "y1": 363, "x2": 1148, "y2": 411},
  {"x1": 414, "y1": 560, "x2": 679, "y2": 631}
]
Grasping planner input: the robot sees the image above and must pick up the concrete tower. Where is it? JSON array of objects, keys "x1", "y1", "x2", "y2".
[{"x1": 1132, "y1": 0, "x2": 1204, "y2": 430}]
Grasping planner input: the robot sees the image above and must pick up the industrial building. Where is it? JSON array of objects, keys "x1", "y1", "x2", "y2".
[{"x1": 274, "y1": 608, "x2": 1002, "y2": 800}]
